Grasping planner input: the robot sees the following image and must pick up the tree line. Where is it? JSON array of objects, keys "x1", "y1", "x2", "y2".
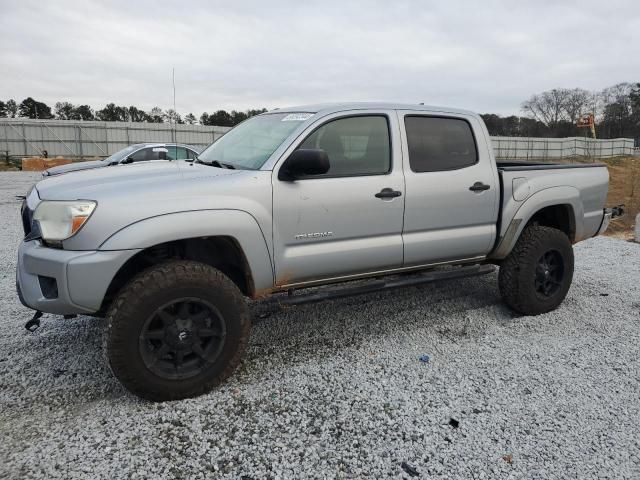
[
  {"x1": 0, "y1": 98, "x2": 267, "y2": 127},
  {"x1": 1, "y1": 81, "x2": 639, "y2": 138},
  {"x1": 482, "y1": 82, "x2": 640, "y2": 139}
]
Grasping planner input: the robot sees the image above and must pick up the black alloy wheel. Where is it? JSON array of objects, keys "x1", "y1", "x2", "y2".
[
  {"x1": 498, "y1": 225, "x2": 574, "y2": 315},
  {"x1": 105, "y1": 260, "x2": 251, "y2": 401},
  {"x1": 139, "y1": 298, "x2": 226, "y2": 380},
  {"x1": 534, "y1": 250, "x2": 565, "y2": 298}
]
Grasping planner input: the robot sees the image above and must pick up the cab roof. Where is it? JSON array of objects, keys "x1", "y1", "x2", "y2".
[{"x1": 269, "y1": 102, "x2": 477, "y2": 117}]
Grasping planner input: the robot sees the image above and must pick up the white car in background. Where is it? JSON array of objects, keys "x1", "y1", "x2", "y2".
[{"x1": 42, "y1": 143, "x2": 200, "y2": 176}]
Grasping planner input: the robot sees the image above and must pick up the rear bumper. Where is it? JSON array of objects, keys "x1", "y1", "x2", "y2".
[
  {"x1": 596, "y1": 205, "x2": 625, "y2": 236},
  {"x1": 597, "y1": 210, "x2": 612, "y2": 236},
  {"x1": 16, "y1": 240, "x2": 138, "y2": 315}
]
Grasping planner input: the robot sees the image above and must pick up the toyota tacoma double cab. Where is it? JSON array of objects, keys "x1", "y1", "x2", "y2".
[{"x1": 16, "y1": 103, "x2": 620, "y2": 401}]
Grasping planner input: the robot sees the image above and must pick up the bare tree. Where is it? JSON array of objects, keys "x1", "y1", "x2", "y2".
[
  {"x1": 600, "y1": 82, "x2": 633, "y2": 117},
  {"x1": 522, "y1": 89, "x2": 568, "y2": 127},
  {"x1": 586, "y1": 91, "x2": 603, "y2": 121},
  {"x1": 599, "y1": 82, "x2": 634, "y2": 137},
  {"x1": 601, "y1": 82, "x2": 632, "y2": 104},
  {"x1": 562, "y1": 88, "x2": 591, "y2": 123}
]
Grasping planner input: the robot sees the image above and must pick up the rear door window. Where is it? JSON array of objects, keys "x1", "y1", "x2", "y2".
[{"x1": 404, "y1": 116, "x2": 477, "y2": 172}]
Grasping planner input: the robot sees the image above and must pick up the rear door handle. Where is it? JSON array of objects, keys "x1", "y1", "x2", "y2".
[
  {"x1": 375, "y1": 188, "x2": 402, "y2": 199},
  {"x1": 469, "y1": 182, "x2": 490, "y2": 192}
]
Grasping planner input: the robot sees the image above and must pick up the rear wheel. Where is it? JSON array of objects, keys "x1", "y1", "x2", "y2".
[
  {"x1": 498, "y1": 225, "x2": 574, "y2": 315},
  {"x1": 104, "y1": 260, "x2": 250, "y2": 401}
]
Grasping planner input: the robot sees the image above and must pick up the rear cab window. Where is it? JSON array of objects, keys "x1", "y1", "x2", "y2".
[{"x1": 404, "y1": 116, "x2": 478, "y2": 172}]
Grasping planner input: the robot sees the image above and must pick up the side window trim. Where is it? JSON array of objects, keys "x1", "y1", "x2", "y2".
[
  {"x1": 288, "y1": 113, "x2": 393, "y2": 180},
  {"x1": 404, "y1": 114, "x2": 479, "y2": 173}
]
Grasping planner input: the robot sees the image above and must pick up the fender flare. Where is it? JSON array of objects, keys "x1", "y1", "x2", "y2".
[
  {"x1": 492, "y1": 186, "x2": 582, "y2": 259},
  {"x1": 99, "y1": 209, "x2": 274, "y2": 293}
]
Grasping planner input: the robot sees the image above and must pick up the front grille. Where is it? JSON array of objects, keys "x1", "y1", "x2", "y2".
[{"x1": 21, "y1": 200, "x2": 33, "y2": 237}]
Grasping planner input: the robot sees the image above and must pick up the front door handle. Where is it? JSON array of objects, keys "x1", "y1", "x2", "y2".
[
  {"x1": 375, "y1": 188, "x2": 402, "y2": 199},
  {"x1": 469, "y1": 182, "x2": 490, "y2": 192}
]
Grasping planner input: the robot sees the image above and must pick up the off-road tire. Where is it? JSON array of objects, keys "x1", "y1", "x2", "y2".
[
  {"x1": 498, "y1": 225, "x2": 574, "y2": 315},
  {"x1": 104, "y1": 260, "x2": 251, "y2": 401}
]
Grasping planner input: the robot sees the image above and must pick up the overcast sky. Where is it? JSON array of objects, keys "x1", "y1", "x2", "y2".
[{"x1": 1, "y1": 0, "x2": 638, "y2": 117}]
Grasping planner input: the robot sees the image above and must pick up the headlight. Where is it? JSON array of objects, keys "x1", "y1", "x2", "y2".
[{"x1": 32, "y1": 200, "x2": 97, "y2": 242}]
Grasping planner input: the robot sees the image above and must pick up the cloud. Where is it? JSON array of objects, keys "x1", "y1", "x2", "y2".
[{"x1": 1, "y1": 0, "x2": 638, "y2": 116}]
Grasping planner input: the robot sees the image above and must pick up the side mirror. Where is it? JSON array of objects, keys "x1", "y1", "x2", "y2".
[
  {"x1": 122, "y1": 157, "x2": 134, "y2": 164},
  {"x1": 278, "y1": 149, "x2": 330, "y2": 181}
]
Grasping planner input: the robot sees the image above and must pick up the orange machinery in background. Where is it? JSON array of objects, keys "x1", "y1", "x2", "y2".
[{"x1": 576, "y1": 113, "x2": 596, "y2": 139}]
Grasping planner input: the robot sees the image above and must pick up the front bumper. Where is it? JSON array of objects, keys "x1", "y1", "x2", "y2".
[{"x1": 16, "y1": 240, "x2": 138, "y2": 315}]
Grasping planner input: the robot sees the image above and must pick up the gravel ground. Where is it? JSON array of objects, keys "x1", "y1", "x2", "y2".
[{"x1": 1, "y1": 171, "x2": 639, "y2": 479}]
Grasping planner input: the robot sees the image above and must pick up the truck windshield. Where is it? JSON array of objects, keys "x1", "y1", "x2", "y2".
[{"x1": 197, "y1": 112, "x2": 312, "y2": 170}]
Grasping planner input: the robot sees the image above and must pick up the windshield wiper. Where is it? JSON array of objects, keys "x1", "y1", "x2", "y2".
[
  {"x1": 195, "y1": 157, "x2": 238, "y2": 169},
  {"x1": 195, "y1": 157, "x2": 224, "y2": 168}
]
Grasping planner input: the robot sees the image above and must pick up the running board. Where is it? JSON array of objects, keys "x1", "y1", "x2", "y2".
[{"x1": 269, "y1": 264, "x2": 496, "y2": 307}]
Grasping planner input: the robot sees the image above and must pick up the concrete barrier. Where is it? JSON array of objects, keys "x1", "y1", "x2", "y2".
[{"x1": 22, "y1": 157, "x2": 72, "y2": 171}]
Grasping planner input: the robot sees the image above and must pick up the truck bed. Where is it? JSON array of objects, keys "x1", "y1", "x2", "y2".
[{"x1": 494, "y1": 161, "x2": 609, "y2": 256}]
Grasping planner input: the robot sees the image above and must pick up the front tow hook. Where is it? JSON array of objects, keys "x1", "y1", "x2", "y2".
[{"x1": 25, "y1": 311, "x2": 43, "y2": 332}]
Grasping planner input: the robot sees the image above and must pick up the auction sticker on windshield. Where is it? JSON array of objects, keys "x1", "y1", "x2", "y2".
[{"x1": 281, "y1": 113, "x2": 313, "y2": 122}]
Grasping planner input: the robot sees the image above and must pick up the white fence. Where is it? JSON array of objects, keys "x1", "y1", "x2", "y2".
[
  {"x1": 0, "y1": 119, "x2": 231, "y2": 159},
  {"x1": 0, "y1": 119, "x2": 636, "y2": 160},
  {"x1": 491, "y1": 136, "x2": 635, "y2": 160}
]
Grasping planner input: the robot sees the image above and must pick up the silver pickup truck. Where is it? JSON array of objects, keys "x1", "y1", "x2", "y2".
[{"x1": 16, "y1": 103, "x2": 620, "y2": 401}]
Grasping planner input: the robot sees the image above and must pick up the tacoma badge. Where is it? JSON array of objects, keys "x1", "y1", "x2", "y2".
[{"x1": 294, "y1": 231, "x2": 333, "y2": 240}]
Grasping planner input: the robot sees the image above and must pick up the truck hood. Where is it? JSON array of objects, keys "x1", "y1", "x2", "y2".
[
  {"x1": 32, "y1": 159, "x2": 273, "y2": 251},
  {"x1": 36, "y1": 160, "x2": 240, "y2": 200}
]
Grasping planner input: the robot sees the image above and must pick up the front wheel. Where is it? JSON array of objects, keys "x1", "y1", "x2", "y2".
[
  {"x1": 498, "y1": 225, "x2": 574, "y2": 315},
  {"x1": 104, "y1": 260, "x2": 251, "y2": 401}
]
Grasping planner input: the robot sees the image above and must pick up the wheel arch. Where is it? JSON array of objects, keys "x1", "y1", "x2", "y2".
[
  {"x1": 98, "y1": 210, "x2": 274, "y2": 313},
  {"x1": 492, "y1": 186, "x2": 582, "y2": 260}
]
